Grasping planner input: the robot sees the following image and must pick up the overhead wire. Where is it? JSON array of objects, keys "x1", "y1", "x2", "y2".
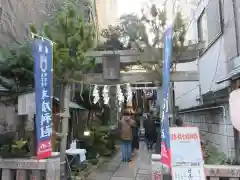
[
  {"x1": 169, "y1": 0, "x2": 202, "y2": 101},
  {"x1": 175, "y1": 86, "x2": 199, "y2": 99}
]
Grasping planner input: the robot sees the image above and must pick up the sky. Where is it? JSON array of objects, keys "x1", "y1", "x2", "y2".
[
  {"x1": 117, "y1": 0, "x2": 176, "y2": 22},
  {"x1": 116, "y1": 0, "x2": 196, "y2": 41},
  {"x1": 117, "y1": 0, "x2": 150, "y2": 17},
  {"x1": 117, "y1": 0, "x2": 193, "y2": 19}
]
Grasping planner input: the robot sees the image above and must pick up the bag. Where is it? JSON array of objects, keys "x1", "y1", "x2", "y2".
[
  {"x1": 118, "y1": 117, "x2": 134, "y2": 140},
  {"x1": 116, "y1": 121, "x2": 122, "y2": 139}
]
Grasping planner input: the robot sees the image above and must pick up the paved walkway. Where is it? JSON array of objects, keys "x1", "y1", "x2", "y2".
[{"x1": 87, "y1": 142, "x2": 152, "y2": 180}]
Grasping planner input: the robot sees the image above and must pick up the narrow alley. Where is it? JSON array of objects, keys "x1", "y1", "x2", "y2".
[{"x1": 87, "y1": 142, "x2": 152, "y2": 180}]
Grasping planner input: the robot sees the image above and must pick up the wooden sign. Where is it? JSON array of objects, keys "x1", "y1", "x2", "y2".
[
  {"x1": 169, "y1": 127, "x2": 205, "y2": 180},
  {"x1": 102, "y1": 54, "x2": 120, "y2": 80}
]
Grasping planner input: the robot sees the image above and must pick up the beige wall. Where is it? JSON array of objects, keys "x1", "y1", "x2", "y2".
[
  {"x1": 0, "y1": 0, "x2": 62, "y2": 44},
  {"x1": 96, "y1": 0, "x2": 118, "y2": 38}
]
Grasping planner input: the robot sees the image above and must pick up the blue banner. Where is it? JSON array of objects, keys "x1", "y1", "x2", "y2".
[
  {"x1": 33, "y1": 38, "x2": 53, "y2": 159},
  {"x1": 160, "y1": 26, "x2": 173, "y2": 167}
]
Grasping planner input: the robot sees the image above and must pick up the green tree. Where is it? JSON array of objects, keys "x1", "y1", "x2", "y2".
[
  {"x1": 96, "y1": 25, "x2": 131, "y2": 50},
  {"x1": 120, "y1": 3, "x2": 188, "y2": 76},
  {"x1": 30, "y1": 3, "x2": 95, "y2": 174},
  {"x1": 0, "y1": 42, "x2": 34, "y2": 92}
]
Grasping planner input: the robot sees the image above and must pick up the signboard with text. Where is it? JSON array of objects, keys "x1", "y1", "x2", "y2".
[
  {"x1": 170, "y1": 127, "x2": 205, "y2": 180},
  {"x1": 33, "y1": 39, "x2": 53, "y2": 159},
  {"x1": 172, "y1": 166, "x2": 205, "y2": 180}
]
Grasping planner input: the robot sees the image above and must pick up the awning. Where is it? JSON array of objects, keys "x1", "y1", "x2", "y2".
[
  {"x1": 216, "y1": 67, "x2": 240, "y2": 84},
  {"x1": 52, "y1": 97, "x2": 85, "y2": 110}
]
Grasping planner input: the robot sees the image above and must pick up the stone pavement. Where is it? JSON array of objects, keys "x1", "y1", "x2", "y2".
[{"x1": 87, "y1": 142, "x2": 152, "y2": 180}]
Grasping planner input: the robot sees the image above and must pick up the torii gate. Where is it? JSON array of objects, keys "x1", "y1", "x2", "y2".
[
  {"x1": 81, "y1": 43, "x2": 201, "y2": 124},
  {"x1": 83, "y1": 43, "x2": 200, "y2": 84}
]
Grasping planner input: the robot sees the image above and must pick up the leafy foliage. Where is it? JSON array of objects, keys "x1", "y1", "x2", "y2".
[
  {"x1": 101, "y1": 25, "x2": 122, "y2": 40},
  {"x1": 96, "y1": 25, "x2": 131, "y2": 51},
  {"x1": 0, "y1": 42, "x2": 34, "y2": 91},
  {"x1": 119, "y1": 3, "x2": 187, "y2": 74},
  {"x1": 203, "y1": 143, "x2": 227, "y2": 164},
  {"x1": 84, "y1": 125, "x2": 116, "y2": 157},
  {"x1": 30, "y1": 3, "x2": 95, "y2": 83},
  {"x1": 0, "y1": 135, "x2": 30, "y2": 158}
]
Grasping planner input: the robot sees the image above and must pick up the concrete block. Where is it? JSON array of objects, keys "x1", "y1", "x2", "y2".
[
  {"x1": 227, "y1": 136, "x2": 235, "y2": 149},
  {"x1": 179, "y1": 105, "x2": 234, "y2": 159},
  {"x1": 211, "y1": 124, "x2": 218, "y2": 134},
  {"x1": 202, "y1": 124, "x2": 208, "y2": 131},
  {"x1": 226, "y1": 125, "x2": 234, "y2": 136},
  {"x1": 228, "y1": 149, "x2": 236, "y2": 159},
  {"x1": 208, "y1": 124, "x2": 213, "y2": 132}
]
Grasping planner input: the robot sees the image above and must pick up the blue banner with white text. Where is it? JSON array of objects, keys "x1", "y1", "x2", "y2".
[
  {"x1": 33, "y1": 38, "x2": 53, "y2": 159},
  {"x1": 160, "y1": 26, "x2": 173, "y2": 168}
]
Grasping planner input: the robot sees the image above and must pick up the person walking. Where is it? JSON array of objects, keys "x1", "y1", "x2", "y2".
[
  {"x1": 132, "y1": 112, "x2": 140, "y2": 155},
  {"x1": 143, "y1": 111, "x2": 157, "y2": 150},
  {"x1": 119, "y1": 108, "x2": 135, "y2": 162}
]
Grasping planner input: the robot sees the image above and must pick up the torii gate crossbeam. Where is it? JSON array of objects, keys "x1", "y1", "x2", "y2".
[{"x1": 83, "y1": 71, "x2": 199, "y2": 85}]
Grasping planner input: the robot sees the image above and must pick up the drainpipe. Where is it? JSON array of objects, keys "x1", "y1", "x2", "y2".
[{"x1": 178, "y1": 106, "x2": 228, "y2": 155}]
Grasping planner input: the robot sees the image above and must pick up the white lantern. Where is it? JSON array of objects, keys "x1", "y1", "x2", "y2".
[{"x1": 229, "y1": 89, "x2": 240, "y2": 131}]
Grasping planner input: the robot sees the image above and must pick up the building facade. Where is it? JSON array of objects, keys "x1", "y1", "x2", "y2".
[
  {"x1": 0, "y1": 0, "x2": 98, "y2": 45},
  {"x1": 95, "y1": 0, "x2": 118, "y2": 40},
  {"x1": 175, "y1": 0, "x2": 240, "y2": 159}
]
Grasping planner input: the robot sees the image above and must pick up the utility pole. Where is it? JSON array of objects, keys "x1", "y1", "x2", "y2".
[{"x1": 59, "y1": 84, "x2": 71, "y2": 178}]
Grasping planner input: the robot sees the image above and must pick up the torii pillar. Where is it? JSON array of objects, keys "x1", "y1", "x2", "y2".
[{"x1": 102, "y1": 54, "x2": 121, "y2": 125}]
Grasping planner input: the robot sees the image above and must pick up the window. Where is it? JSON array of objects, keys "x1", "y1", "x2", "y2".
[{"x1": 197, "y1": 0, "x2": 223, "y2": 52}]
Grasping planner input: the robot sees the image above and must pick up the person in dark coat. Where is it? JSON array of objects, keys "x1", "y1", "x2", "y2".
[
  {"x1": 132, "y1": 112, "x2": 140, "y2": 153},
  {"x1": 143, "y1": 111, "x2": 157, "y2": 150},
  {"x1": 175, "y1": 117, "x2": 184, "y2": 127}
]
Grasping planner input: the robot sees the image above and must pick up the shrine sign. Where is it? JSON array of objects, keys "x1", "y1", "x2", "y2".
[{"x1": 170, "y1": 127, "x2": 205, "y2": 180}]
